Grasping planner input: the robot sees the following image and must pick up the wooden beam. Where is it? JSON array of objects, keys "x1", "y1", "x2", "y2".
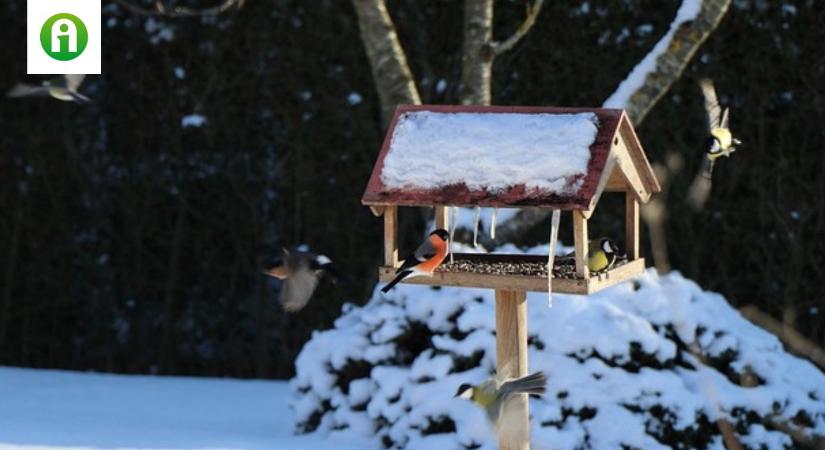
[
  {"x1": 625, "y1": 193, "x2": 640, "y2": 260},
  {"x1": 495, "y1": 289, "x2": 530, "y2": 450},
  {"x1": 378, "y1": 257, "x2": 646, "y2": 294},
  {"x1": 384, "y1": 205, "x2": 398, "y2": 267},
  {"x1": 573, "y1": 211, "x2": 589, "y2": 278},
  {"x1": 434, "y1": 205, "x2": 449, "y2": 230}
]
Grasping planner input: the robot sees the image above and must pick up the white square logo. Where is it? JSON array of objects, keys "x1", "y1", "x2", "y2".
[{"x1": 27, "y1": 0, "x2": 101, "y2": 74}]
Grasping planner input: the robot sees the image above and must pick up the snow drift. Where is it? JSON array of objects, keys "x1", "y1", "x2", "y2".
[{"x1": 291, "y1": 270, "x2": 825, "y2": 449}]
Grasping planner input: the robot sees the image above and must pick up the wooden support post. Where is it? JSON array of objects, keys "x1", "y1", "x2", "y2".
[
  {"x1": 434, "y1": 205, "x2": 449, "y2": 230},
  {"x1": 573, "y1": 210, "x2": 589, "y2": 278},
  {"x1": 384, "y1": 205, "x2": 398, "y2": 267},
  {"x1": 625, "y1": 193, "x2": 640, "y2": 260},
  {"x1": 495, "y1": 289, "x2": 530, "y2": 450}
]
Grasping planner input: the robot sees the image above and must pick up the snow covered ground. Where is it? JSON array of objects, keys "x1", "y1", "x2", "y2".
[{"x1": 0, "y1": 367, "x2": 370, "y2": 450}]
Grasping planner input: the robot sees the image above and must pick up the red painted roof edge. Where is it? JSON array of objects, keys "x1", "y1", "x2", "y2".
[{"x1": 361, "y1": 104, "x2": 627, "y2": 208}]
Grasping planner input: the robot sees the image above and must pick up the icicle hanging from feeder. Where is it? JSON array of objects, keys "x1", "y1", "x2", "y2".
[
  {"x1": 490, "y1": 207, "x2": 498, "y2": 240},
  {"x1": 448, "y1": 206, "x2": 458, "y2": 263},
  {"x1": 472, "y1": 206, "x2": 481, "y2": 248},
  {"x1": 547, "y1": 209, "x2": 561, "y2": 308}
]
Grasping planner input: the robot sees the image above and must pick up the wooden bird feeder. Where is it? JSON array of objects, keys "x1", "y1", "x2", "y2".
[{"x1": 362, "y1": 104, "x2": 660, "y2": 450}]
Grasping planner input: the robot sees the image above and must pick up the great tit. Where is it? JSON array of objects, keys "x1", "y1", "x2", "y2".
[
  {"x1": 7, "y1": 74, "x2": 90, "y2": 104},
  {"x1": 263, "y1": 249, "x2": 338, "y2": 312},
  {"x1": 700, "y1": 78, "x2": 741, "y2": 177},
  {"x1": 588, "y1": 237, "x2": 620, "y2": 273},
  {"x1": 455, "y1": 371, "x2": 547, "y2": 429},
  {"x1": 381, "y1": 229, "x2": 449, "y2": 293}
]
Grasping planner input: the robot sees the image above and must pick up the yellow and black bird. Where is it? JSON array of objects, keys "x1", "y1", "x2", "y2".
[
  {"x1": 588, "y1": 237, "x2": 620, "y2": 273},
  {"x1": 688, "y1": 78, "x2": 742, "y2": 209},
  {"x1": 381, "y1": 229, "x2": 449, "y2": 293},
  {"x1": 263, "y1": 249, "x2": 338, "y2": 312},
  {"x1": 455, "y1": 371, "x2": 547, "y2": 429},
  {"x1": 7, "y1": 74, "x2": 90, "y2": 103}
]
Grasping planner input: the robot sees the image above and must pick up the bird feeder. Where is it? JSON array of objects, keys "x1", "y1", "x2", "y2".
[{"x1": 362, "y1": 105, "x2": 660, "y2": 450}]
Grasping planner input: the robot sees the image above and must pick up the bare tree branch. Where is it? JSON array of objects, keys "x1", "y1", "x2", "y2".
[
  {"x1": 114, "y1": 0, "x2": 244, "y2": 17},
  {"x1": 610, "y1": 0, "x2": 732, "y2": 124},
  {"x1": 492, "y1": 0, "x2": 545, "y2": 56},
  {"x1": 351, "y1": 0, "x2": 421, "y2": 125}
]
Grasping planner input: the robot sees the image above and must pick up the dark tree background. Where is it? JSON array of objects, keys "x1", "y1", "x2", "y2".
[{"x1": 0, "y1": 0, "x2": 822, "y2": 379}]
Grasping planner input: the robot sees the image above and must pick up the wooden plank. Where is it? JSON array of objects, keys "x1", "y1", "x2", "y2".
[
  {"x1": 614, "y1": 139, "x2": 650, "y2": 203},
  {"x1": 604, "y1": 167, "x2": 628, "y2": 192},
  {"x1": 384, "y1": 205, "x2": 398, "y2": 267},
  {"x1": 573, "y1": 211, "x2": 589, "y2": 279},
  {"x1": 587, "y1": 258, "x2": 646, "y2": 292},
  {"x1": 625, "y1": 193, "x2": 640, "y2": 260},
  {"x1": 379, "y1": 265, "x2": 589, "y2": 294},
  {"x1": 495, "y1": 289, "x2": 530, "y2": 450},
  {"x1": 434, "y1": 206, "x2": 449, "y2": 230}
]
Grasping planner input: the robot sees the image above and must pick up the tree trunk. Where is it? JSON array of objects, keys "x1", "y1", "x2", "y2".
[
  {"x1": 157, "y1": 194, "x2": 187, "y2": 374},
  {"x1": 351, "y1": 0, "x2": 421, "y2": 125},
  {"x1": 459, "y1": 0, "x2": 493, "y2": 105}
]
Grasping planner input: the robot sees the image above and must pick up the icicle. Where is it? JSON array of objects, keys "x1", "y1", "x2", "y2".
[
  {"x1": 490, "y1": 207, "x2": 498, "y2": 240},
  {"x1": 547, "y1": 209, "x2": 561, "y2": 308},
  {"x1": 472, "y1": 206, "x2": 481, "y2": 248},
  {"x1": 448, "y1": 206, "x2": 458, "y2": 263}
]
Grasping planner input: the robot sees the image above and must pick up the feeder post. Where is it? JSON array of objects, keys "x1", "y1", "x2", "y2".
[
  {"x1": 625, "y1": 193, "x2": 639, "y2": 260},
  {"x1": 434, "y1": 205, "x2": 450, "y2": 230},
  {"x1": 573, "y1": 210, "x2": 589, "y2": 278},
  {"x1": 384, "y1": 205, "x2": 398, "y2": 267},
  {"x1": 495, "y1": 289, "x2": 530, "y2": 450}
]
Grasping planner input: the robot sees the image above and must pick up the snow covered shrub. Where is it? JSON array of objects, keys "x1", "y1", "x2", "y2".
[{"x1": 290, "y1": 270, "x2": 825, "y2": 450}]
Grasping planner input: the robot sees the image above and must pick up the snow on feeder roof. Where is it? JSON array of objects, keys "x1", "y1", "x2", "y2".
[{"x1": 362, "y1": 105, "x2": 660, "y2": 213}]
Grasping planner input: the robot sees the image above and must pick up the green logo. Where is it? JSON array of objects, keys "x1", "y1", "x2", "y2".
[{"x1": 40, "y1": 13, "x2": 88, "y2": 61}]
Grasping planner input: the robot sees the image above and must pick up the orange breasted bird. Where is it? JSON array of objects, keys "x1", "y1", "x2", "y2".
[
  {"x1": 263, "y1": 249, "x2": 338, "y2": 312},
  {"x1": 381, "y1": 229, "x2": 449, "y2": 293}
]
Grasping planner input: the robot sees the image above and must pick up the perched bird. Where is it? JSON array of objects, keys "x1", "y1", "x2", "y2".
[
  {"x1": 455, "y1": 371, "x2": 547, "y2": 429},
  {"x1": 588, "y1": 237, "x2": 620, "y2": 273},
  {"x1": 6, "y1": 74, "x2": 90, "y2": 103},
  {"x1": 263, "y1": 249, "x2": 338, "y2": 312},
  {"x1": 688, "y1": 78, "x2": 742, "y2": 210},
  {"x1": 381, "y1": 229, "x2": 449, "y2": 293}
]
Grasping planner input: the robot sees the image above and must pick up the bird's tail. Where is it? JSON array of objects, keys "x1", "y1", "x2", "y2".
[
  {"x1": 381, "y1": 270, "x2": 411, "y2": 293},
  {"x1": 501, "y1": 371, "x2": 547, "y2": 396}
]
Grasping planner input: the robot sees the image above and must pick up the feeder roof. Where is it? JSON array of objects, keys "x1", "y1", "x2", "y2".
[{"x1": 362, "y1": 105, "x2": 660, "y2": 211}]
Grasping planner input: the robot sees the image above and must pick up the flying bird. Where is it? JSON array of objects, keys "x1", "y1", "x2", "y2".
[
  {"x1": 6, "y1": 74, "x2": 90, "y2": 103},
  {"x1": 381, "y1": 229, "x2": 449, "y2": 293},
  {"x1": 688, "y1": 78, "x2": 742, "y2": 210},
  {"x1": 455, "y1": 371, "x2": 547, "y2": 430},
  {"x1": 263, "y1": 249, "x2": 338, "y2": 312},
  {"x1": 588, "y1": 237, "x2": 620, "y2": 273}
]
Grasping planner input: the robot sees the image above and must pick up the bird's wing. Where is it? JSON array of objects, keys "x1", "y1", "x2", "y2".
[
  {"x1": 279, "y1": 265, "x2": 319, "y2": 312},
  {"x1": 700, "y1": 78, "x2": 722, "y2": 130},
  {"x1": 720, "y1": 107, "x2": 730, "y2": 130},
  {"x1": 65, "y1": 74, "x2": 86, "y2": 91},
  {"x1": 6, "y1": 83, "x2": 50, "y2": 98},
  {"x1": 413, "y1": 238, "x2": 437, "y2": 261}
]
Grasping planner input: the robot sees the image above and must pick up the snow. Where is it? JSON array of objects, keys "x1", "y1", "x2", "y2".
[
  {"x1": 181, "y1": 114, "x2": 207, "y2": 128},
  {"x1": 346, "y1": 92, "x2": 363, "y2": 106},
  {"x1": 381, "y1": 111, "x2": 597, "y2": 195},
  {"x1": 292, "y1": 269, "x2": 825, "y2": 449},
  {"x1": 0, "y1": 367, "x2": 371, "y2": 450},
  {"x1": 603, "y1": 0, "x2": 702, "y2": 109}
]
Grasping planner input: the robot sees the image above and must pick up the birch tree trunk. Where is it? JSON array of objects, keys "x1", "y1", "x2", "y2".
[
  {"x1": 351, "y1": 0, "x2": 421, "y2": 125},
  {"x1": 459, "y1": 0, "x2": 494, "y2": 105}
]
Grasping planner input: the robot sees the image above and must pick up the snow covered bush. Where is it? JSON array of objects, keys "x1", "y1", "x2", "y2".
[{"x1": 290, "y1": 270, "x2": 825, "y2": 449}]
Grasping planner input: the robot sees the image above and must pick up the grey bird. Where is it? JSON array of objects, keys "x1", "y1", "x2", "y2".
[
  {"x1": 7, "y1": 74, "x2": 90, "y2": 103},
  {"x1": 455, "y1": 371, "x2": 547, "y2": 429},
  {"x1": 688, "y1": 78, "x2": 742, "y2": 210},
  {"x1": 263, "y1": 249, "x2": 338, "y2": 312}
]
